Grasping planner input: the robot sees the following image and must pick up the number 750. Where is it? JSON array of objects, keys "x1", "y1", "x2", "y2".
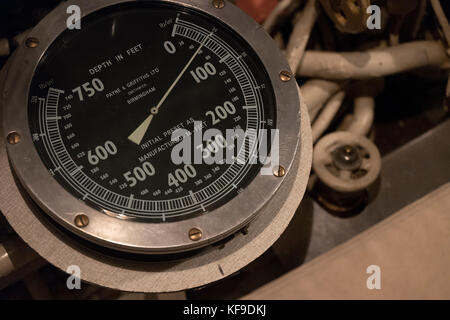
[{"x1": 72, "y1": 78, "x2": 104, "y2": 101}]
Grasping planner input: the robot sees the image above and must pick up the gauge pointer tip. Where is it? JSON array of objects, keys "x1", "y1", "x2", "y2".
[{"x1": 128, "y1": 114, "x2": 154, "y2": 145}]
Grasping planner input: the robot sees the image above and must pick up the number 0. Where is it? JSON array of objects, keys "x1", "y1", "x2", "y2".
[{"x1": 164, "y1": 41, "x2": 176, "y2": 54}]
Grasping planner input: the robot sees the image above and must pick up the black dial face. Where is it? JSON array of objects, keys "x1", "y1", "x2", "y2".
[{"x1": 28, "y1": 2, "x2": 276, "y2": 222}]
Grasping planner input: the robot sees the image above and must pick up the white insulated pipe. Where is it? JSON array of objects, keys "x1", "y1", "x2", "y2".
[
  {"x1": 300, "y1": 79, "x2": 344, "y2": 121},
  {"x1": 263, "y1": 0, "x2": 302, "y2": 35},
  {"x1": 286, "y1": 0, "x2": 318, "y2": 73},
  {"x1": 312, "y1": 90, "x2": 346, "y2": 143},
  {"x1": 297, "y1": 41, "x2": 448, "y2": 80},
  {"x1": 346, "y1": 96, "x2": 375, "y2": 136}
]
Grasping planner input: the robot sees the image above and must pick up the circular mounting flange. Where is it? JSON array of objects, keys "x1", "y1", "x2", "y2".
[
  {"x1": 313, "y1": 131, "x2": 381, "y2": 193},
  {"x1": 0, "y1": 60, "x2": 313, "y2": 293},
  {"x1": 2, "y1": 0, "x2": 301, "y2": 254}
]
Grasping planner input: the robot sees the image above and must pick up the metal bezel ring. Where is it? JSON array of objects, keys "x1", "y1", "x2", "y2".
[{"x1": 2, "y1": 0, "x2": 302, "y2": 254}]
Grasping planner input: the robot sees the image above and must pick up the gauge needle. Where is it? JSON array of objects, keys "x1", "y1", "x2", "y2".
[{"x1": 128, "y1": 31, "x2": 214, "y2": 145}]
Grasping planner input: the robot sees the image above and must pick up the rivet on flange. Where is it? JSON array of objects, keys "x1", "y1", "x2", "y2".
[
  {"x1": 7, "y1": 132, "x2": 21, "y2": 145},
  {"x1": 212, "y1": 0, "x2": 225, "y2": 9},
  {"x1": 74, "y1": 214, "x2": 89, "y2": 228},
  {"x1": 189, "y1": 228, "x2": 203, "y2": 241}
]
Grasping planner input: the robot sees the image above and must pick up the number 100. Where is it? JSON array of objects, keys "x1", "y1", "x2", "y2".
[{"x1": 190, "y1": 62, "x2": 216, "y2": 83}]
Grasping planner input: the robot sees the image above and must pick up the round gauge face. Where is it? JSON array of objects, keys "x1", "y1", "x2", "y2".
[{"x1": 28, "y1": 2, "x2": 276, "y2": 222}]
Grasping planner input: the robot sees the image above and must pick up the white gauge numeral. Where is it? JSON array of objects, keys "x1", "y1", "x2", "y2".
[
  {"x1": 190, "y1": 62, "x2": 216, "y2": 83},
  {"x1": 168, "y1": 165, "x2": 197, "y2": 188},
  {"x1": 164, "y1": 41, "x2": 177, "y2": 54},
  {"x1": 124, "y1": 162, "x2": 156, "y2": 187},
  {"x1": 206, "y1": 101, "x2": 236, "y2": 125},
  {"x1": 197, "y1": 135, "x2": 228, "y2": 159},
  {"x1": 87, "y1": 141, "x2": 117, "y2": 165},
  {"x1": 72, "y1": 78, "x2": 104, "y2": 102}
]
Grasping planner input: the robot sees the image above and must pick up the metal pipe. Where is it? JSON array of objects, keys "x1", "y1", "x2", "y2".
[
  {"x1": 300, "y1": 79, "x2": 344, "y2": 121},
  {"x1": 346, "y1": 96, "x2": 375, "y2": 136},
  {"x1": 286, "y1": 0, "x2": 318, "y2": 73},
  {"x1": 263, "y1": 0, "x2": 302, "y2": 35},
  {"x1": 274, "y1": 32, "x2": 286, "y2": 51},
  {"x1": 312, "y1": 90, "x2": 346, "y2": 143},
  {"x1": 430, "y1": 0, "x2": 450, "y2": 50},
  {"x1": 297, "y1": 41, "x2": 448, "y2": 79}
]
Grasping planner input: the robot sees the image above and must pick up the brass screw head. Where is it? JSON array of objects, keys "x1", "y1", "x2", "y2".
[
  {"x1": 25, "y1": 37, "x2": 39, "y2": 48},
  {"x1": 213, "y1": 0, "x2": 225, "y2": 9},
  {"x1": 274, "y1": 165, "x2": 286, "y2": 177},
  {"x1": 189, "y1": 228, "x2": 203, "y2": 241},
  {"x1": 279, "y1": 70, "x2": 292, "y2": 82},
  {"x1": 7, "y1": 132, "x2": 21, "y2": 145},
  {"x1": 74, "y1": 214, "x2": 89, "y2": 228}
]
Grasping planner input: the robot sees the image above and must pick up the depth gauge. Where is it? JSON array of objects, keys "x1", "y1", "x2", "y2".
[{"x1": 3, "y1": 0, "x2": 303, "y2": 255}]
